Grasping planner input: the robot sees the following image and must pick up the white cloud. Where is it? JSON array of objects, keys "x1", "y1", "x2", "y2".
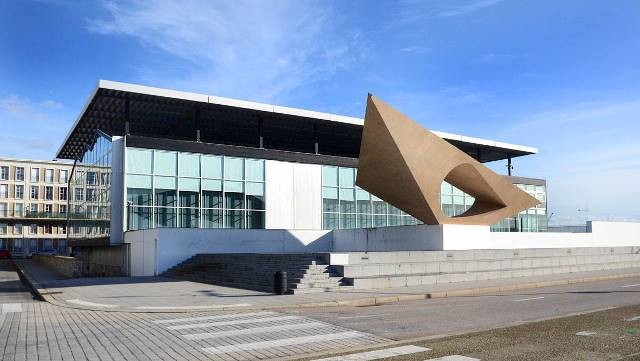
[
  {"x1": 0, "y1": 95, "x2": 62, "y2": 121},
  {"x1": 87, "y1": 0, "x2": 364, "y2": 102}
]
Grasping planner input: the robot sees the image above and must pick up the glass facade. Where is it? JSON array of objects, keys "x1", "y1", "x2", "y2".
[
  {"x1": 490, "y1": 184, "x2": 548, "y2": 232},
  {"x1": 125, "y1": 148, "x2": 265, "y2": 230},
  {"x1": 68, "y1": 133, "x2": 112, "y2": 240},
  {"x1": 321, "y1": 166, "x2": 419, "y2": 229},
  {"x1": 321, "y1": 165, "x2": 547, "y2": 232}
]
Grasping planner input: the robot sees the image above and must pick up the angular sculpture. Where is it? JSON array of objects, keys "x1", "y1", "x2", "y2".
[{"x1": 356, "y1": 94, "x2": 539, "y2": 225}]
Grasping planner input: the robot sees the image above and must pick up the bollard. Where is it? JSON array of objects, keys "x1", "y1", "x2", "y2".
[{"x1": 273, "y1": 271, "x2": 287, "y2": 295}]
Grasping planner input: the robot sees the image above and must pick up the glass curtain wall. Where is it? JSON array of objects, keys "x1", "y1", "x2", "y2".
[
  {"x1": 125, "y1": 148, "x2": 265, "y2": 230},
  {"x1": 490, "y1": 184, "x2": 547, "y2": 232},
  {"x1": 68, "y1": 132, "x2": 112, "y2": 240},
  {"x1": 322, "y1": 166, "x2": 419, "y2": 229}
]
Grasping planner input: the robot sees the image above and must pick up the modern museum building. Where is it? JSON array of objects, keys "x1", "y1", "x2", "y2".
[{"x1": 55, "y1": 80, "x2": 638, "y2": 280}]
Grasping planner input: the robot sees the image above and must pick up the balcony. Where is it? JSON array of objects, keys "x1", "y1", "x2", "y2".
[{"x1": 0, "y1": 211, "x2": 68, "y2": 221}]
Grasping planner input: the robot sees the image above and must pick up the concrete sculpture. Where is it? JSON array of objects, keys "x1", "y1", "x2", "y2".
[{"x1": 356, "y1": 94, "x2": 539, "y2": 225}]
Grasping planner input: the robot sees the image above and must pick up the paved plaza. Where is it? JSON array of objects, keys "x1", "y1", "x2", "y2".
[{"x1": 2, "y1": 259, "x2": 640, "y2": 360}]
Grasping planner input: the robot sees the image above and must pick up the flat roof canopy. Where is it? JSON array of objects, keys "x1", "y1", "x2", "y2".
[{"x1": 57, "y1": 80, "x2": 538, "y2": 163}]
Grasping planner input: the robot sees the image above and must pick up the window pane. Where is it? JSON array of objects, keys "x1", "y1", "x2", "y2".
[
  {"x1": 155, "y1": 176, "x2": 176, "y2": 189},
  {"x1": 340, "y1": 213, "x2": 356, "y2": 229},
  {"x1": 323, "y1": 187, "x2": 339, "y2": 212},
  {"x1": 179, "y1": 208, "x2": 199, "y2": 228},
  {"x1": 178, "y1": 153, "x2": 200, "y2": 177},
  {"x1": 245, "y1": 159, "x2": 264, "y2": 181},
  {"x1": 245, "y1": 182, "x2": 264, "y2": 196},
  {"x1": 339, "y1": 168, "x2": 354, "y2": 188},
  {"x1": 127, "y1": 148, "x2": 153, "y2": 174},
  {"x1": 155, "y1": 189, "x2": 176, "y2": 207},
  {"x1": 127, "y1": 174, "x2": 152, "y2": 189},
  {"x1": 201, "y1": 155, "x2": 222, "y2": 179},
  {"x1": 178, "y1": 177, "x2": 200, "y2": 192},
  {"x1": 224, "y1": 180, "x2": 243, "y2": 193},
  {"x1": 225, "y1": 192, "x2": 244, "y2": 209},
  {"x1": 322, "y1": 166, "x2": 338, "y2": 186},
  {"x1": 202, "y1": 190, "x2": 223, "y2": 208},
  {"x1": 247, "y1": 195, "x2": 265, "y2": 210},
  {"x1": 202, "y1": 209, "x2": 222, "y2": 228},
  {"x1": 202, "y1": 179, "x2": 222, "y2": 191},
  {"x1": 224, "y1": 157, "x2": 243, "y2": 180},
  {"x1": 225, "y1": 210, "x2": 244, "y2": 229},
  {"x1": 179, "y1": 191, "x2": 199, "y2": 208},
  {"x1": 247, "y1": 211, "x2": 265, "y2": 229},
  {"x1": 323, "y1": 212, "x2": 339, "y2": 230},
  {"x1": 357, "y1": 213, "x2": 372, "y2": 228},
  {"x1": 127, "y1": 188, "x2": 152, "y2": 206},
  {"x1": 155, "y1": 151, "x2": 177, "y2": 176},
  {"x1": 155, "y1": 207, "x2": 176, "y2": 228},
  {"x1": 127, "y1": 206, "x2": 151, "y2": 231}
]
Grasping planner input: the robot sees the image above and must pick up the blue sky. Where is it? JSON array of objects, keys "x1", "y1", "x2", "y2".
[{"x1": 1, "y1": 0, "x2": 639, "y2": 224}]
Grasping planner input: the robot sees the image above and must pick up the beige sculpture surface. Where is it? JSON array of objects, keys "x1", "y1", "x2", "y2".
[{"x1": 356, "y1": 94, "x2": 539, "y2": 225}]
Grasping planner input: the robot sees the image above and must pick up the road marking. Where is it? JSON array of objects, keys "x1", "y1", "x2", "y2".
[
  {"x1": 624, "y1": 316, "x2": 640, "y2": 322},
  {"x1": 154, "y1": 311, "x2": 276, "y2": 324},
  {"x1": 621, "y1": 283, "x2": 640, "y2": 288},
  {"x1": 136, "y1": 303, "x2": 250, "y2": 310},
  {"x1": 575, "y1": 331, "x2": 597, "y2": 336},
  {"x1": 312, "y1": 345, "x2": 431, "y2": 360},
  {"x1": 167, "y1": 315, "x2": 300, "y2": 330},
  {"x1": 513, "y1": 296, "x2": 545, "y2": 302},
  {"x1": 184, "y1": 321, "x2": 328, "y2": 340},
  {"x1": 1, "y1": 303, "x2": 22, "y2": 313},
  {"x1": 338, "y1": 313, "x2": 391, "y2": 319},
  {"x1": 66, "y1": 299, "x2": 119, "y2": 308},
  {"x1": 423, "y1": 356, "x2": 480, "y2": 361},
  {"x1": 202, "y1": 331, "x2": 364, "y2": 354}
]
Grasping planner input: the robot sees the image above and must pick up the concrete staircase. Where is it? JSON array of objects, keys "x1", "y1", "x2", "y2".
[
  {"x1": 163, "y1": 253, "x2": 350, "y2": 294},
  {"x1": 331, "y1": 247, "x2": 640, "y2": 289}
]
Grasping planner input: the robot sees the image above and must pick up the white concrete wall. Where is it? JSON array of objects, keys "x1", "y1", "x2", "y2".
[
  {"x1": 265, "y1": 160, "x2": 322, "y2": 230},
  {"x1": 125, "y1": 228, "x2": 332, "y2": 276}
]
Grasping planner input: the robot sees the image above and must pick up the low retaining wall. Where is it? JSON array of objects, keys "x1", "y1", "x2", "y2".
[{"x1": 32, "y1": 254, "x2": 83, "y2": 278}]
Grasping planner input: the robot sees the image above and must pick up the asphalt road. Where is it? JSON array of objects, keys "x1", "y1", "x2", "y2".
[{"x1": 287, "y1": 276, "x2": 640, "y2": 340}]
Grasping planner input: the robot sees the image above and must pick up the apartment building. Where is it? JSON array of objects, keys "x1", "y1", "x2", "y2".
[{"x1": 0, "y1": 157, "x2": 73, "y2": 257}]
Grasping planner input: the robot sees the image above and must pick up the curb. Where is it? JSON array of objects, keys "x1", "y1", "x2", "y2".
[{"x1": 11, "y1": 260, "x2": 640, "y2": 313}]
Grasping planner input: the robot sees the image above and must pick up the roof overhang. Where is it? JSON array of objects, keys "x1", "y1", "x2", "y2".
[{"x1": 57, "y1": 80, "x2": 538, "y2": 162}]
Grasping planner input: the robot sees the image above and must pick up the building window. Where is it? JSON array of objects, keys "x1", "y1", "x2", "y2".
[
  {"x1": 322, "y1": 166, "x2": 418, "y2": 230},
  {"x1": 14, "y1": 223, "x2": 22, "y2": 235},
  {"x1": 74, "y1": 188, "x2": 83, "y2": 201},
  {"x1": 59, "y1": 169, "x2": 68, "y2": 184},
  {"x1": 45, "y1": 186, "x2": 53, "y2": 200},
  {"x1": 86, "y1": 188, "x2": 95, "y2": 202},
  {"x1": 45, "y1": 169, "x2": 54, "y2": 183},
  {"x1": 14, "y1": 203, "x2": 23, "y2": 217},
  {"x1": 44, "y1": 224, "x2": 53, "y2": 234},
  {"x1": 0, "y1": 203, "x2": 6, "y2": 217},
  {"x1": 29, "y1": 203, "x2": 38, "y2": 214},
  {"x1": 30, "y1": 168, "x2": 39, "y2": 182},
  {"x1": 0, "y1": 166, "x2": 8, "y2": 181},
  {"x1": 44, "y1": 204, "x2": 52, "y2": 215},
  {"x1": 13, "y1": 239, "x2": 22, "y2": 252},
  {"x1": 440, "y1": 181, "x2": 475, "y2": 217},
  {"x1": 15, "y1": 167, "x2": 24, "y2": 181},
  {"x1": 15, "y1": 185, "x2": 23, "y2": 199},
  {"x1": 0, "y1": 184, "x2": 7, "y2": 199},
  {"x1": 30, "y1": 224, "x2": 37, "y2": 235},
  {"x1": 0, "y1": 223, "x2": 6, "y2": 235},
  {"x1": 125, "y1": 149, "x2": 265, "y2": 230},
  {"x1": 86, "y1": 172, "x2": 97, "y2": 185},
  {"x1": 30, "y1": 186, "x2": 39, "y2": 200},
  {"x1": 59, "y1": 187, "x2": 67, "y2": 201},
  {"x1": 59, "y1": 204, "x2": 67, "y2": 214}
]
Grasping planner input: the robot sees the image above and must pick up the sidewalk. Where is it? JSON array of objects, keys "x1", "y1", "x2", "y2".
[{"x1": 14, "y1": 259, "x2": 640, "y2": 313}]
